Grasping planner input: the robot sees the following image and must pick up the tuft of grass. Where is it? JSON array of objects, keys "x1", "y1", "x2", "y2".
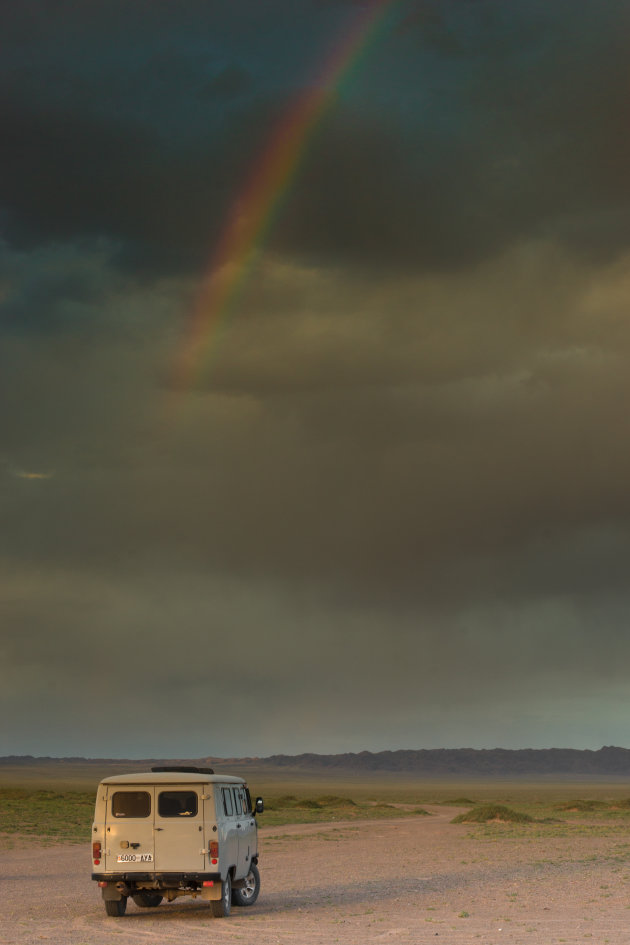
[
  {"x1": 412, "y1": 807, "x2": 431, "y2": 816},
  {"x1": 316, "y1": 795, "x2": 357, "y2": 807},
  {"x1": 265, "y1": 795, "x2": 322, "y2": 810},
  {"x1": 447, "y1": 798, "x2": 476, "y2": 806},
  {"x1": 270, "y1": 794, "x2": 300, "y2": 808},
  {"x1": 452, "y1": 804, "x2": 533, "y2": 825},
  {"x1": 267, "y1": 795, "x2": 356, "y2": 810},
  {"x1": 555, "y1": 799, "x2": 609, "y2": 812}
]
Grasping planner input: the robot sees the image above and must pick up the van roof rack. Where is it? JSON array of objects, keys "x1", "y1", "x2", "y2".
[{"x1": 151, "y1": 765, "x2": 215, "y2": 775}]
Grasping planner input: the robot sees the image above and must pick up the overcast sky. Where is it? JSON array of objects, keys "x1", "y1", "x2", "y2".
[{"x1": 2, "y1": 0, "x2": 630, "y2": 758}]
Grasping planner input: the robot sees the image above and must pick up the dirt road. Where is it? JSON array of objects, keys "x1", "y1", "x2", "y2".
[{"x1": 3, "y1": 806, "x2": 629, "y2": 944}]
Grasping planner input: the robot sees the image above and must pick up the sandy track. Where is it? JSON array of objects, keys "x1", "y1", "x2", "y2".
[{"x1": 2, "y1": 807, "x2": 630, "y2": 944}]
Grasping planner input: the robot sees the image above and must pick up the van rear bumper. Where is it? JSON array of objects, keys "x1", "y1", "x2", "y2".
[{"x1": 92, "y1": 872, "x2": 221, "y2": 885}]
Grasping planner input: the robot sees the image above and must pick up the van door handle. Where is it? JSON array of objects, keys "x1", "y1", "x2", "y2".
[{"x1": 154, "y1": 827, "x2": 163, "y2": 831}]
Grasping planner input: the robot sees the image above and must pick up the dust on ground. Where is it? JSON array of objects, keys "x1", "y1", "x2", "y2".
[{"x1": 2, "y1": 806, "x2": 630, "y2": 944}]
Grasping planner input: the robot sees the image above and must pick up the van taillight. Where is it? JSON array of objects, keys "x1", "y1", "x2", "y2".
[
  {"x1": 209, "y1": 841, "x2": 218, "y2": 859},
  {"x1": 92, "y1": 841, "x2": 102, "y2": 864}
]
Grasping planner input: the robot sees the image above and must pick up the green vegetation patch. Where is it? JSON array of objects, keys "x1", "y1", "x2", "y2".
[
  {"x1": 0, "y1": 788, "x2": 94, "y2": 843},
  {"x1": 452, "y1": 804, "x2": 533, "y2": 825},
  {"x1": 555, "y1": 799, "x2": 609, "y2": 812},
  {"x1": 260, "y1": 794, "x2": 412, "y2": 826},
  {"x1": 266, "y1": 795, "x2": 323, "y2": 810},
  {"x1": 266, "y1": 794, "x2": 356, "y2": 810},
  {"x1": 316, "y1": 795, "x2": 357, "y2": 807}
]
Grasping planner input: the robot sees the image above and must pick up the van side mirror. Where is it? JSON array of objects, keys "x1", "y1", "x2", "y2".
[{"x1": 255, "y1": 797, "x2": 264, "y2": 814}]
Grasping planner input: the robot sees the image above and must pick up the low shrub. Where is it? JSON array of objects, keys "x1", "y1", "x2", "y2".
[
  {"x1": 316, "y1": 795, "x2": 357, "y2": 807},
  {"x1": 267, "y1": 795, "x2": 323, "y2": 810},
  {"x1": 555, "y1": 799, "x2": 608, "y2": 812},
  {"x1": 451, "y1": 804, "x2": 533, "y2": 824}
]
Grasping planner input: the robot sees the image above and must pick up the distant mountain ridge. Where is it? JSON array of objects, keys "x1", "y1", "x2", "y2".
[
  {"x1": 3, "y1": 746, "x2": 630, "y2": 776},
  {"x1": 258, "y1": 747, "x2": 630, "y2": 776}
]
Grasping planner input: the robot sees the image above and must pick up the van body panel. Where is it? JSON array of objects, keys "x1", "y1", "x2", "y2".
[
  {"x1": 232, "y1": 784, "x2": 256, "y2": 877},
  {"x1": 216, "y1": 784, "x2": 238, "y2": 877},
  {"x1": 104, "y1": 785, "x2": 155, "y2": 873},
  {"x1": 154, "y1": 783, "x2": 206, "y2": 871}
]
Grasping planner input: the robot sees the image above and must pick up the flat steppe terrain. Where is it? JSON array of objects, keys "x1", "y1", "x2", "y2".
[{"x1": 2, "y1": 764, "x2": 630, "y2": 944}]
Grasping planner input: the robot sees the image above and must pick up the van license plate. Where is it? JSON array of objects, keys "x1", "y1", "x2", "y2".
[{"x1": 116, "y1": 853, "x2": 153, "y2": 863}]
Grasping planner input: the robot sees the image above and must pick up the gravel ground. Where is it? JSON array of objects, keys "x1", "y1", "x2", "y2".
[{"x1": 2, "y1": 806, "x2": 630, "y2": 944}]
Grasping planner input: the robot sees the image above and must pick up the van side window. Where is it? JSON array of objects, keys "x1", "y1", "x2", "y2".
[
  {"x1": 112, "y1": 791, "x2": 151, "y2": 818},
  {"x1": 222, "y1": 787, "x2": 234, "y2": 816},
  {"x1": 232, "y1": 787, "x2": 242, "y2": 814},
  {"x1": 158, "y1": 791, "x2": 198, "y2": 817},
  {"x1": 244, "y1": 787, "x2": 252, "y2": 813}
]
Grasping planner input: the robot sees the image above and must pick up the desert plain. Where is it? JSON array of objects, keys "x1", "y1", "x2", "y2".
[{"x1": 2, "y1": 762, "x2": 630, "y2": 945}]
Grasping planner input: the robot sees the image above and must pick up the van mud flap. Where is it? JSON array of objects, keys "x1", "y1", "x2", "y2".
[{"x1": 100, "y1": 883, "x2": 130, "y2": 901}]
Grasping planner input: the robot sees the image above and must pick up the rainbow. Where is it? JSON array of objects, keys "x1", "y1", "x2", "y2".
[{"x1": 172, "y1": 0, "x2": 402, "y2": 391}]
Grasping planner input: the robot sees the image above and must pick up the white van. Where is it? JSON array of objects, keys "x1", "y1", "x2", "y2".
[{"x1": 91, "y1": 766, "x2": 263, "y2": 918}]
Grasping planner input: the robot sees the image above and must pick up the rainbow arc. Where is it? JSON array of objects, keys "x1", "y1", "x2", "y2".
[{"x1": 172, "y1": 0, "x2": 402, "y2": 392}]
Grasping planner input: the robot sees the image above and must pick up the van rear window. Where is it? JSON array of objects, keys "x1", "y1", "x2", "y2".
[
  {"x1": 112, "y1": 791, "x2": 151, "y2": 818},
  {"x1": 158, "y1": 791, "x2": 198, "y2": 817}
]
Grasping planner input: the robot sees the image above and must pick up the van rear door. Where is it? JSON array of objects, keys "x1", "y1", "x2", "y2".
[
  {"x1": 153, "y1": 783, "x2": 205, "y2": 871},
  {"x1": 103, "y1": 785, "x2": 155, "y2": 872}
]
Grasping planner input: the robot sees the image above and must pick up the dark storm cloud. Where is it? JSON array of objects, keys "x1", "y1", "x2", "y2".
[
  {"x1": 0, "y1": 241, "x2": 119, "y2": 333},
  {"x1": 3, "y1": 1, "x2": 630, "y2": 756},
  {"x1": 198, "y1": 65, "x2": 253, "y2": 100},
  {"x1": 1, "y1": 0, "x2": 290, "y2": 274},
  {"x1": 4, "y1": 252, "x2": 630, "y2": 754},
  {"x1": 278, "y1": 0, "x2": 630, "y2": 270},
  {"x1": 0, "y1": 92, "x2": 235, "y2": 275},
  {"x1": 3, "y1": 0, "x2": 630, "y2": 279},
  {"x1": 4, "y1": 246, "x2": 630, "y2": 611},
  {"x1": 3, "y1": 554, "x2": 630, "y2": 755}
]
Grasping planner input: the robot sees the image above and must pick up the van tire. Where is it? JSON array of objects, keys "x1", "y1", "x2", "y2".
[
  {"x1": 105, "y1": 897, "x2": 127, "y2": 917},
  {"x1": 211, "y1": 874, "x2": 231, "y2": 918},
  {"x1": 132, "y1": 892, "x2": 163, "y2": 908},
  {"x1": 232, "y1": 864, "x2": 260, "y2": 906}
]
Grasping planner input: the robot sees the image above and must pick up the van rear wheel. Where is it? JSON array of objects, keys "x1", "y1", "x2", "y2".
[
  {"x1": 211, "y1": 874, "x2": 231, "y2": 918},
  {"x1": 232, "y1": 864, "x2": 260, "y2": 906},
  {"x1": 132, "y1": 892, "x2": 163, "y2": 908},
  {"x1": 104, "y1": 897, "x2": 127, "y2": 917}
]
